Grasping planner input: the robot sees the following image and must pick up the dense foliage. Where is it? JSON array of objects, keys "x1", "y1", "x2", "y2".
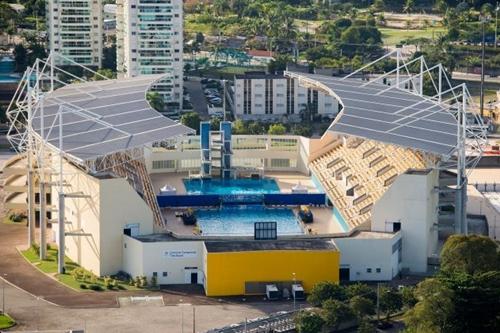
[{"x1": 405, "y1": 235, "x2": 500, "y2": 333}]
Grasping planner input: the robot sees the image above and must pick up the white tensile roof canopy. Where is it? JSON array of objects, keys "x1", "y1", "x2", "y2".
[
  {"x1": 285, "y1": 71, "x2": 459, "y2": 157},
  {"x1": 31, "y1": 75, "x2": 194, "y2": 162}
]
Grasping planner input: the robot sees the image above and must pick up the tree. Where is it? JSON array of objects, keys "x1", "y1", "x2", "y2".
[
  {"x1": 440, "y1": 235, "x2": 500, "y2": 276},
  {"x1": 322, "y1": 299, "x2": 355, "y2": 330},
  {"x1": 403, "y1": 0, "x2": 414, "y2": 16},
  {"x1": 294, "y1": 310, "x2": 325, "y2": 333},
  {"x1": 307, "y1": 281, "x2": 346, "y2": 307},
  {"x1": 13, "y1": 44, "x2": 27, "y2": 73},
  {"x1": 232, "y1": 119, "x2": 248, "y2": 134},
  {"x1": 405, "y1": 278, "x2": 456, "y2": 333},
  {"x1": 357, "y1": 318, "x2": 376, "y2": 333},
  {"x1": 346, "y1": 283, "x2": 377, "y2": 303},
  {"x1": 401, "y1": 286, "x2": 417, "y2": 309},
  {"x1": 379, "y1": 287, "x2": 403, "y2": 320},
  {"x1": 291, "y1": 124, "x2": 313, "y2": 137},
  {"x1": 210, "y1": 117, "x2": 221, "y2": 131},
  {"x1": 181, "y1": 112, "x2": 201, "y2": 133},
  {"x1": 372, "y1": 0, "x2": 385, "y2": 12},
  {"x1": 92, "y1": 69, "x2": 116, "y2": 81},
  {"x1": 248, "y1": 121, "x2": 266, "y2": 134},
  {"x1": 350, "y1": 296, "x2": 375, "y2": 318},
  {"x1": 102, "y1": 45, "x2": 117, "y2": 71},
  {"x1": 267, "y1": 123, "x2": 286, "y2": 135},
  {"x1": 146, "y1": 92, "x2": 165, "y2": 112},
  {"x1": 268, "y1": 54, "x2": 291, "y2": 74}
]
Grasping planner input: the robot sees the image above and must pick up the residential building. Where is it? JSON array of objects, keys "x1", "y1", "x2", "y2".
[
  {"x1": 46, "y1": 0, "x2": 103, "y2": 67},
  {"x1": 116, "y1": 0, "x2": 183, "y2": 110},
  {"x1": 233, "y1": 73, "x2": 339, "y2": 122}
]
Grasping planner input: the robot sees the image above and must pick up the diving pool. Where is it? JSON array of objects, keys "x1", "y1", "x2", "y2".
[
  {"x1": 183, "y1": 178, "x2": 280, "y2": 195},
  {"x1": 196, "y1": 205, "x2": 303, "y2": 236}
]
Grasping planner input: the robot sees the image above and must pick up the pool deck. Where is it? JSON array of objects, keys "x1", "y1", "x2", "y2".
[
  {"x1": 150, "y1": 171, "x2": 319, "y2": 195},
  {"x1": 153, "y1": 171, "x2": 344, "y2": 237},
  {"x1": 163, "y1": 206, "x2": 344, "y2": 237}
]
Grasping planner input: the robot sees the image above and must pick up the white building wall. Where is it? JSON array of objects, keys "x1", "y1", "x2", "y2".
[
  {"x1": 234, "y1": 77, "x2": 339, "y2": 122},
  {"x1": 371, "y1": 170, "x2": 439, "y2": 274},
  {"x1": 47, "y1": 0, "x2": 103, "y2": 67},
  {"x1": 334, "y1": 233, "x2": 401, "y2": 281},
  {"x1": 146, "y1": 135, "x2": 311, "y2": 175},
  {"x1": 51, "y1": 158, "x2": 154, "y2": 276},
  {"x1": 123, "y1": 237, "x2": 205, "y2": 285},
  {"x1": 116, "y1": 0, "x2": 183, "y2": 107}
]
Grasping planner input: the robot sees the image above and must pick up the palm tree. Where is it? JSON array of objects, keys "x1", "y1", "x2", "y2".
[{"x1": 404, "y1": 0, "x2": 414, "y2": 17}]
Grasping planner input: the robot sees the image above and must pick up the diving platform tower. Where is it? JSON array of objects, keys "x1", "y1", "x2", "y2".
[{"x1": 200, "y1": 121, "x2": 233, "y2": 178}]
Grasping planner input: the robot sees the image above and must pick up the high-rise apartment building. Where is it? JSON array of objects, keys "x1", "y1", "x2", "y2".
[
  {"x1": 46, "y1": 0, "x2": 103, "y2": 67},
  {"x1": 116, "y1": 0, "x2": 183, "y2": 110}
]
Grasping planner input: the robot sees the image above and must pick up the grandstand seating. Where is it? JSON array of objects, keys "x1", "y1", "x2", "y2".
[{"x1": 310, "y1": 137, "x2": 425, "y2": 229}]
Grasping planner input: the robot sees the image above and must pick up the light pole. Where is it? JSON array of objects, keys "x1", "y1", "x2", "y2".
[
  {"x1": 480, "y1": 15, "x2": 490, "y2": 117},
  {"x1": 222, "y1": 79, "x2": 227, "y2": 122},
  {"x1": 292, "y1": 272, "x2": 296, "y2": 311},
  {"x1": 2, "y1": 274, "x2": 7, "y2": 314},
  {"x1": 496, "y1": 2, "x2": 499, "y2": 49}
]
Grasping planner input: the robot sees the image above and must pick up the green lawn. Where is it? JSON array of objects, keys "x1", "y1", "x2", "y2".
[
  {"x1": 21, "y1": 246, "x2": 140, "y2": 292},
  {"x1": 0, "y1": 314, "x2": 15, "y2": 330},
  {"x1": 380, "y1": 27, "x2": 448, "y2": 45}
]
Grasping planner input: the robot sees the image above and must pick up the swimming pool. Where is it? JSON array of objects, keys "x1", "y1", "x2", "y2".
[
  {"x1": 196, "y1": 205, "x2": 303, "y2": 236},
  {"x1": 183, "y1": 178, "x2": 280, "y2": 195}
]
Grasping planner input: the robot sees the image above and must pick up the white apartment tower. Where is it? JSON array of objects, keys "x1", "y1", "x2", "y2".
[
  {"x1": 116, "y1": 0, "x2": 183, "y2": 109},
  {"x1": 46, "y1": 0, "x2": 103, "y2": 67}
]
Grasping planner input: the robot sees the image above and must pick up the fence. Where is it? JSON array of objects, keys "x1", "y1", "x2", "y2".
[{"x1": 157, "y1": 193, "x2": 326, "y2": 207}]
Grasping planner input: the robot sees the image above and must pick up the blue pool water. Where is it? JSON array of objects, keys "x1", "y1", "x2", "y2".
[
  {"x1": 196, "y1": 205, "x2": 303, "y2": 236},
  {"x1": 184, "y1": 178, "x2": 280, "y2": 195}
]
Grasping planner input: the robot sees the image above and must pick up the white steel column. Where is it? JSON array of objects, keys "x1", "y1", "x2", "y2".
[
  {"x1": 39, "y1": 181, "x2": 46, "y2": 259},
  {"x1": 419, "y1": 57, "x2": 424, "y2": 96},
  {"x1": 455, "y1": 84, "x2": 468, "y2": 234},
  {"x1": 438, "y1": 65, "x2": 443, "y2": 104},
  {"x1": 396, "y1": 48, "x2": 400, "y2": 89},
  {"x1": 26, "y1": 71, "x2": 36, "y2": 248},
  {"x1": 57, "y1": 107, "x2": 65, "y2": 274}
]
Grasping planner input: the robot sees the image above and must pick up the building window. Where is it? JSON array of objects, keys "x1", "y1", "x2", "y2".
[
  {"x1": 271, "y1": 158, "x2": 291, "y2": 168},
  {"x1": 163, "y1": 272, "x2": 168, "y2": 277},
  {"x1": 376, "y1": 268, "x2": 381, "y2": 273},
  {"x1": 152, "y1": 272, "x2": 157, "y2": 277},
  {"x1": 367, "y1": 268, "x2": 372, "y2": 273},
  {"x1": 152, "y1": 160, "x2": 175, "y2": 169}
]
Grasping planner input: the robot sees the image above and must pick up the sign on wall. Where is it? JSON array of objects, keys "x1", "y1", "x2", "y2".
[{"x1": 164, "y1": 250, "x2": 197, "y2": 258}]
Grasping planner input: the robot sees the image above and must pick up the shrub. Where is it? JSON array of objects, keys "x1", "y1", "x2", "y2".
[
  {"x1": 117, "y1": 284, "x2": 126, "y2": 290},
  {"x1": 32, "y1": 243, "x2": 40, "y2": 256},
  {"x1": 140, "y1": 276, "x2": 148, "y2": 288},
  {"x1": 89, "y1": 284, "x2": 103, "y2": 291},
  {"x1": 150, "y1": 275, "x2": 157, "y2": 288},
  {"x1": 80, "y1": 283, "x2": 88, "y2": 289}
]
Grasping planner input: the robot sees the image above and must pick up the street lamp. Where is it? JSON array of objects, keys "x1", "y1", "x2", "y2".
[
  {"x1": 2, "y1": 274, "x2": 7, "y2": 315},
  {"x1": 479, "y1": 15, "x2": 491, "y2": 117},
  {"x1": 496, "y1": 2, "x2": 499, "y2": 49},
  {"x1": 292, "y1": 272, "x2": 296, "y2": 311}
]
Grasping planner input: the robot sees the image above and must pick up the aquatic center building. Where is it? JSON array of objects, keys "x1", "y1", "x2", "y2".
[{"x1": 3, "y1": 52, "x2": 487, "y2": 296}]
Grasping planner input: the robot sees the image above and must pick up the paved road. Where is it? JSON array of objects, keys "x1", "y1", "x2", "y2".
[
  {"x1": 184, "y1": 77, "x2": 209, "y2": 120},
  {"x1": 453, "y1": 71, "x2": 500, "y2": 85},
  {"x1": 2, "y1": 280, "x2": 295, "y2": 332}
]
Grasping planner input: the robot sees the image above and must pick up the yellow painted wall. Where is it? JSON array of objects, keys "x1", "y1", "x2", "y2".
[{"x1": 205, "y1": 250, "x2": 340, "y2": 296}]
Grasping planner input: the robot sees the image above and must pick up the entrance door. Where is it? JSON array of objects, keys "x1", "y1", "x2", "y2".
[
  {"x1": 190, "y1": 272, "x2": 198, "y2": 284},
  {"x1": 339, "y1": 268, "x2": 350, "y2": 282}
]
